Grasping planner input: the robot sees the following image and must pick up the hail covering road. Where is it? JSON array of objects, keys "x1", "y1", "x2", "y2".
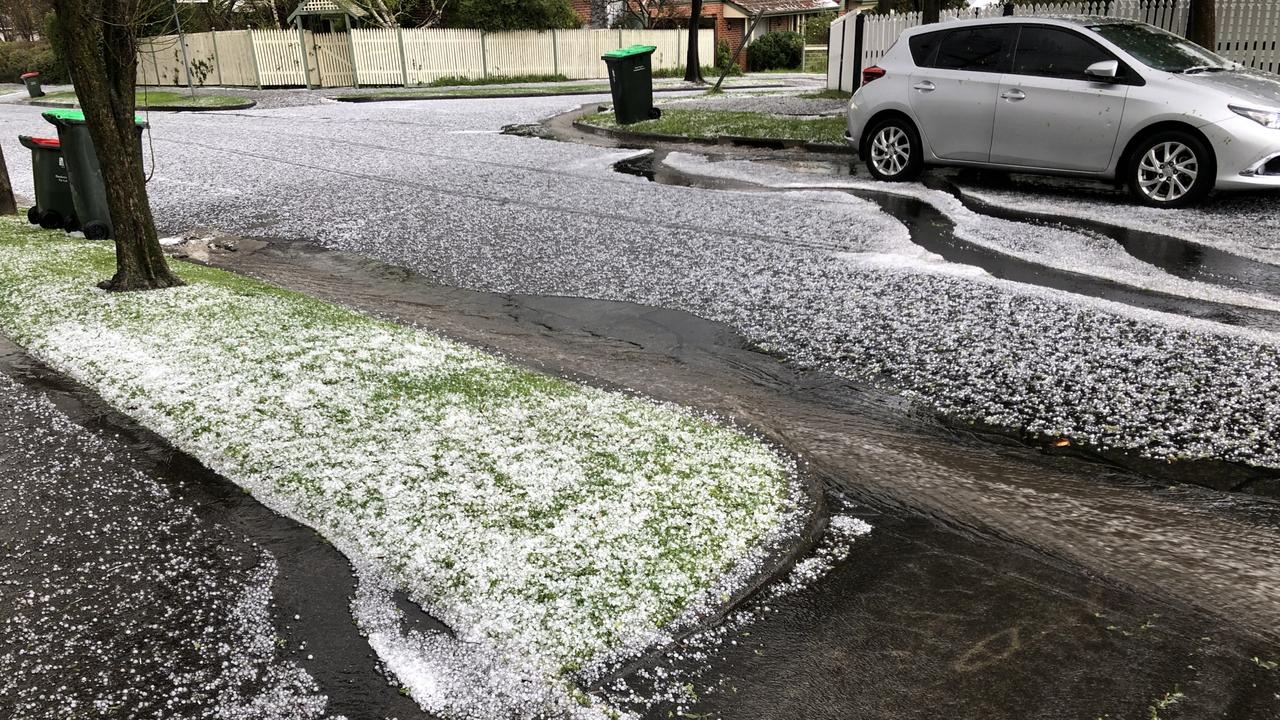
[{"x1": 0, "y1": 91, "x2": 1279, "y2": 717}]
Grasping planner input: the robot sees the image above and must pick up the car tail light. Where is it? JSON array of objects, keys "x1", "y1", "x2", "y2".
[{"x1": 862, "y1": 66, "x2": 886, "y2": 86}]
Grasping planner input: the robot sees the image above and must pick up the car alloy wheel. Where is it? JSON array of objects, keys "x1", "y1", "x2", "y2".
[
  {"x1": 1136, "y1": 141, "x2": 1199, "y2": 203},
  {"x1": 871, "y1": 125, "x2": 913, "y2": 178}
]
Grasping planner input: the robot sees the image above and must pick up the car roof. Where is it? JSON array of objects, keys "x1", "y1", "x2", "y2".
[{"x1": 900, "y1": 14, "x2": 1142, "y2": 36}]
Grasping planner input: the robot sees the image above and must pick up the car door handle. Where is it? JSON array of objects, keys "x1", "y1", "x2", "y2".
[
  {"x1": 912, "y1": 81, "x2": 936, "y2": 92},
  {"x1": 1001, "y1": 89, "x2": 1027, "y2": 101}
]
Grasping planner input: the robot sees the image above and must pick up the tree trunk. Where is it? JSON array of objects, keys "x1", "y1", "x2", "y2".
[
  {"x1": 1188, "y1": 0, "x2": 1216, "y2": 51},
  {"x1": 54, "y1": 0, "x2": 181, "y2": 292},
  {"x1": 921, "y1": 0, "x2": 940, "y2": 24},
  {"x1": 0, "y1": 145, "x2": 15, "y2": 215},
  {"x1": 684, "y1": 0, "x2": 705, "y2": 83}
]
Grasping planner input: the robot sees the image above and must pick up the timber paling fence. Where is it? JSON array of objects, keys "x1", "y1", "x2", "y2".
[
  {"x1": 827, "y1": 0, "x2": 1280, "y2": 93},
  {"x1": 137, "y1": 27, "x2": 713, "y2": 88}
]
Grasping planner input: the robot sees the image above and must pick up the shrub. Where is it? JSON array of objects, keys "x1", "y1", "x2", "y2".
[
  {"x1": 0, "y1": 41, "x2": 68, "y2": 85},
  {"x1": 746, "y1": 31, "x2": 804, "y2": 71},
  {"x1": 429, "y1": 73, "x2": 568, "y2": 87},
  {"x1": 803, "y1": 11, "x2": 838, "y2": 45},
  {"x1": 445, "y1": 0, "x2": 580, "y2": 32},
  {"x1": 715, "y1": 38, "x2": 740, "y2": 72}
]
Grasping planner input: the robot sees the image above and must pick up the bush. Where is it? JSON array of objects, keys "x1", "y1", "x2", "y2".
[
  {"x1": 445, "y1": 0, "x2": 580, "y2": 32},
  {"x1": 746, "y1": 31, "x2": 804, "y2": 71},
  {"x1": 429, "y1": 73, "x2": 568, "y2": 87},
  {"x1": 0, "y1": 41, "x2": 68, "y2": 85},
  {"x1": 715, "y1": 38, "x2": 741, "y2": 73},
  {"x1": 803, "y1": 11, "x2": 838, "y2": 45}
]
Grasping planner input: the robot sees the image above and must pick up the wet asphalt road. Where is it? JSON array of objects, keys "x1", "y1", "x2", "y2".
[
  {"x1": 1, "y1": 91, "x2": 1279, "y2": 718},
  {"x1": 0, "y1": 340, "x2": 431, "y2": 720},
  {"x1": 205, "y1": 239, "x2": 1280, "y2": 720}
]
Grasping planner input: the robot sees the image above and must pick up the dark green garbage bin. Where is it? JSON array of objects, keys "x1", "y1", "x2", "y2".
[
  {"x1": 41, "y1": 109, "x2": 147, "y2": 241},
  {"x1": 18, "y1": 135, "x2": 77, "y2": 232},
  {"x1": 20, "y1": 72, "x2": 44, "y2": 98},
  {"x1": 602, "y1": 45, "x2": 662, "y2": 125}
]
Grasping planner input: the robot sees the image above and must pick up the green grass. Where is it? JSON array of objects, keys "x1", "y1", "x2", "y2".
[
  {"x1": 800, "y1": 89, "x2": 852, "y2": 100},
  {"x1": 38, "y1": 89, "x2": 250, "y2": 109},
  {"x1": 0, "y1": 220, "x2": 799, "y2": 715},
  {"x1": 581, "y1": 108, "x2": 847, "y2": 145},
  {"x1": 429, "y1": 73, "x2": 569, "y2": 87}
]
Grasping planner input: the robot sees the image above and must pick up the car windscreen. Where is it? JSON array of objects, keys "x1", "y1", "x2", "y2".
[{"x1": 1087, "y1": 22, "x2": 1232, "y2": 72}]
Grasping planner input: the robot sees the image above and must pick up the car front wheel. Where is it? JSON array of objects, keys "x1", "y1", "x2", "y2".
[
  {"x1": 1127, "y1": 131, "x2": 1213, "y2": 208},
  {"x1": 864, "y1": 117, "x2": 924, "y2": 182}
]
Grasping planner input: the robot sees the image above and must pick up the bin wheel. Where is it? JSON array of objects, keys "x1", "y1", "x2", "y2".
[
  {"x1": 83, "y1": 221, "x2": 110, "y2": 241},
  {"x1": 39, "y1": 210, "x2": 63, "y2": 230},
  {"x1": 26, "y1": 207, "x2": 41, "y2": 226},
  {"x1": 649, "y1": 107, "x2": 662, "y2": 120}
]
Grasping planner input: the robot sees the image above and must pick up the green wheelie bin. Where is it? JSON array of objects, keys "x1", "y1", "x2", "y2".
[
  {"x1": 601, "y1": 45, "x2": 661, "y2": 125},
  {"x1": 41, "y1": 109, "x2": 147, "y2": 241},
  {"x1": 18, "y1": 135, "x2": 78, "y2": 231}
]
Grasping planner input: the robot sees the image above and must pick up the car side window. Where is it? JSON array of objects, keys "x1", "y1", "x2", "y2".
[
  {"x1": 1013, "y1": 26, "x2": 1118, "y2": 80},
  {"x1": 909, "y1": 31, "x2": 944, "y2": 67},
  {"x1": 933, "y1": 26, "x2": 1015, "y2": 73}
]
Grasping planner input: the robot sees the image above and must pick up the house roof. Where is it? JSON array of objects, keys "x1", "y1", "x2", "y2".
[{"x1": 726, "y1": 0, "x2": 840, "y2": 16}]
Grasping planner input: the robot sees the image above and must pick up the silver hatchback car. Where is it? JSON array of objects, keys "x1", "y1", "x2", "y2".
[{"x1": 846, "y1": 16, "x2": 1280, "y2": 207}]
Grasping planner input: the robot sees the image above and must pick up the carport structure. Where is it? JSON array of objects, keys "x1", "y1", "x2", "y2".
[{"x1": 287, "y1": 0, "x2": 366, "y2": 89}]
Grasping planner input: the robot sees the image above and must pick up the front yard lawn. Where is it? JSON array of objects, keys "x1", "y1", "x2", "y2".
[
  {"x1": 581, "y1": 108, "x2": 848, "y2": 145},
  {"x1": 0, "y1": 221, "x2": 802, "y2": 718}
]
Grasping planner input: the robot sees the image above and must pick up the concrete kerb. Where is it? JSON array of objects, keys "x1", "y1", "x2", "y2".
[
  {"x1": 29, "y1": 100, "x2": 259, "y2": 112},
  {"x1": 333, "y1": 83, "x2": 792, "y2": 104}
]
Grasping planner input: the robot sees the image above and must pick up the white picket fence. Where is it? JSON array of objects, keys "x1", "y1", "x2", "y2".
[
  {"x1": 138, "y1": 27, "x2": 712, "y2": 88},
  {"x1": 827, "y1": 0, "x2": 1277, "y2": 92}
]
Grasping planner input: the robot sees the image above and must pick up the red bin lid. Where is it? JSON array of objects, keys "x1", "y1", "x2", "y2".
[
  {"x1": 18, "y1": 135, "x2": 60, "y2": 150},
  {"x1": 20, "y1": 72, "x2": 40, "y2": 79}
]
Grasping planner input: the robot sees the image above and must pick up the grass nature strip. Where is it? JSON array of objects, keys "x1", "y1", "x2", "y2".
[
  {"x1": 37, "y1": 90, "x2": 252, "y2": 109},
  {"x1": 0, "y1": 222, "x2": 800, "y2": 716},
  {"x1": 581, "y1": 108, "x2": 847, "y2": 145}
]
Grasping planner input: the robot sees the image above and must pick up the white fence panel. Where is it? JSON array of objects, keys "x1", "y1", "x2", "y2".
[
  {"x1": 313, "y1": 32, "x2": 355, "y2": 87},
  {"x1": 402, "y1": 28, "x2": 485, "y2": 85},
  {"x1": 253, "y1": 28, "x2": 309, "y2": 86},
  {"x1": 214, "y1": 31, "x2": 260, "y2": 86},
  {"x1": 351, "y1": 28, "x2": 404, "y2": 85},
  {"x1": 486, "y1": 30, "x2": 557, "y2": 77},
  {"x1": 555, "y1": 29, "x2": 621, "y2": 79},
  {"x1": 1219, "y1": 0, "x2": 1280, "y2": 73}
]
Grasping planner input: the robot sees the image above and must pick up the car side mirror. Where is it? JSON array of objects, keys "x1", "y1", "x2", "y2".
[{"x1": 1086, "y1": 60, "x2": 1120, "y2": 81}]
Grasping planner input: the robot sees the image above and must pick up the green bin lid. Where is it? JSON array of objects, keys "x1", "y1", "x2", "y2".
[
  {"x1": 602, "y1": 44, "x2": 657, "y2": 59},
  {"x1": 42, "y1": 108, "x2": 148, "y2": 128}
]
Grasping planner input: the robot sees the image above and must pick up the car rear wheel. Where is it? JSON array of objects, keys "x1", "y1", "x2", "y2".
[
  {"x1": 864, "y1": 117, "x2": 924, "y2": 182},
  {"x1": 1127, "y1": 131, "x2": 1213, "y2": 208}
]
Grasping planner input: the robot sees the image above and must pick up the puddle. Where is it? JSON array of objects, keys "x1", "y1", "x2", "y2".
[
  {"x1": 0, "y1": 338, "x2": 436, "y2": 720},
  {"x1": 937, "y1": 172, "x2": 1280, "y2": 299},
  {"x1": 615, "y1": 153, "x2": 1280, "y2": 331}
]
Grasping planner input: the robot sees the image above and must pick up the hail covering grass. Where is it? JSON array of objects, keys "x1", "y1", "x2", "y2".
[
  {"x1": 0, "y1": 222, "x2": 800, "y2": 717},
  {"x1": 581, "y1": 109, "x2": 848, "y2": 145}
]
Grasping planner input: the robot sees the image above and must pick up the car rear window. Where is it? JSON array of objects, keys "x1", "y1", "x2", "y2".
[
  {"x1": 909, "y1": 31, "x2": 944, "y2": 66},
  {"x1": 933, "y1": 26, "x2": 1015, "y2": 73}
]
